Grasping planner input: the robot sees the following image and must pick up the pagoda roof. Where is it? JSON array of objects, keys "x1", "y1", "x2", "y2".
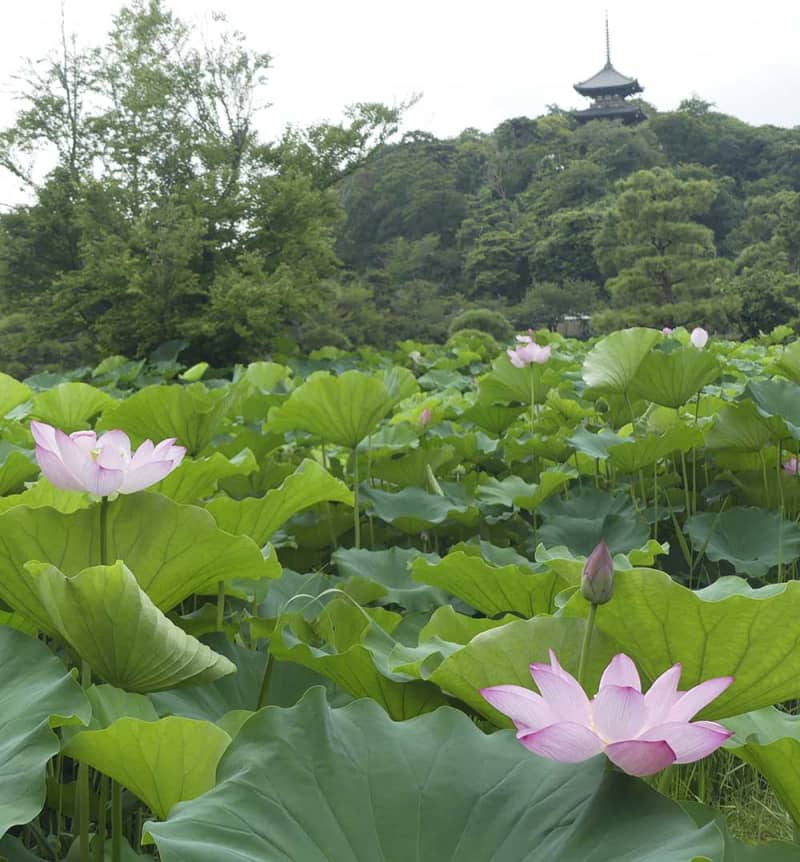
[
  {"x1": 574, "y1": 63, "x2": 642, "y2": 97},
  {"x1": 574, "y1": 102, "x2": 646, "y2": 124}
]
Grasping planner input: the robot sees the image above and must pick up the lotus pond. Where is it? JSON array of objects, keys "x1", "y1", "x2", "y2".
[{"x1": 4, "y1": 327, "x2": 800, "y2": 860}]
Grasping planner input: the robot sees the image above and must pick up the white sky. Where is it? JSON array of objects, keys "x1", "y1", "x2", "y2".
[{"x1": 0, "y1": 0, "x2": 798, "y2": 206}]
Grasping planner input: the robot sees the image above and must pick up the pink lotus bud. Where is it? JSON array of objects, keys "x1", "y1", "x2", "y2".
[
  {"x1": 419, "y1": 408, "x2": 432, "y2": 427},
  {"x1": 690, "y1": 327, "x2": 709, "y2": 349},
  {"x1": 581, "y1": 540, "x2": 614, "y2": 605},
  {"x1": 784, "y1": 456, "x2": 799, "y2": 475},
  {"x1": 661, "y1": 326, "x2": 673, "y2": 335}
]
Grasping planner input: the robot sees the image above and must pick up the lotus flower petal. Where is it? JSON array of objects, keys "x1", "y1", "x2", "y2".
[
  {"x1": 605, "y1": 739, "x2": 676, "y2": 777},
  {"x1": 599, "y1": 654, "x2": 641, "y2": 692},
  {"x1": 118, "y1": 459, "x2": 181, "y2": 494},
  {"x1": 667, "y1": 676, "x2": 734, "y2": 723},
  {"x1": 640, "y1": 720, "x2": 732, "y2": 764},
  {"x1": 644, "y1": 664, "x2": 683, "y2": 719},
  {"x1": 517, "y1": 722, "x2": 604, "y2": 762},
  {"x1": 480, "y1": 685, "x2": 555, "y2": 732},
  {"x1": 592, "y1": 685, "x2": 647, "y2": 743},
  {"x1": 528, "y1": 664, "x2": 591, "y2": 724}
]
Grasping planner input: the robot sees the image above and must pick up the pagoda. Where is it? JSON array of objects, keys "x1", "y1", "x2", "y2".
[{"x1": 573, "y1": 16, "x2": 645, "y2": 124}]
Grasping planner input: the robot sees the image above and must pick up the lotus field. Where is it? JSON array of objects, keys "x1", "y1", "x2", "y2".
[{"x1": 5, "y1": 326, "x2": 800, "y2": 860}]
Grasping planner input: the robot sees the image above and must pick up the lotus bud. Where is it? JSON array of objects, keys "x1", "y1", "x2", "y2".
[
  {"x1": 581, "y1": 541, "x2": 614, "y2": 605},
  {"x1": 419, "y1": 408, "x2": 432, "y2": 427},
  {"x1": 690, "y1": 327, "x2": 709, "y2": 349},
  {"x1": 661, "y1": 326, "x2": 673, "y2": 335}
]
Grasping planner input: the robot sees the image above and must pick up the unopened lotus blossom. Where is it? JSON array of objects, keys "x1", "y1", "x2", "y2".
[
  {"x1": 661, "y1": 326, "x2": 673, "y2": 336},
  {"x1": 784, "y1": 456, "x2": 799, "y2": 475},
  {"x1": 32, "y1": 421, "x2": 186, "y2": 497},
  {"x1": 481, "y1": 650, "x2": 733, "y2": 777},
  {"x1": 690, "y1": 327, "x2": 709, "y2": 349},
  {"x1": 581, "y1": 540, "x2": 614, "y2": 605},
  {"x1": 419, "y1": 408, "x2": 433, "y2": 427},
  {"x1": 507, "y1": 341, "x2": 551, "y2": 368}
]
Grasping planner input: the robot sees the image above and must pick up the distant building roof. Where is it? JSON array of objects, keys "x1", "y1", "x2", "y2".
[{"x1": 574, "y1": 62, "x2": 643, "y2": 97}]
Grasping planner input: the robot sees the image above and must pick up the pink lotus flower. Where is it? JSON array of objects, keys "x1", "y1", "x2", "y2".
[
  {"x1": 507, "y1": 342, "x2": 551, "y2": 368},
  {"x1": 784, "y1": 456, "x2": 799, "y2": 475},
  {"x1": 32, "y1": 421, "x2": 186, "y2": 497},
  {"x1": 690, "y1": 327, "x2": 709, "y2": 349},
  {"x1": 419, "y1": 408, "x2": 433, "y2": 427},
  {"x1": 481, "y1": 651, "x2": 733, "y2": 777},
  {"x1": 661, "y1": 326, "x2": 673, "y2": 336}
]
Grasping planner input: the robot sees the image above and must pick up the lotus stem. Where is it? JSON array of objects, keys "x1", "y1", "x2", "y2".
[
  {"x1": 99, "y1": 496, "x2": 109, "y2": 566},
  {"x1": 257, "y1": 652, "x2": 275, "y2": 710},
  {"x1": 216, "y1": 580, "x2": 225, "y2": 631},
  {"x1": 111, "y1": 780, "x2": 122, "y2": 862},
  {"x1": 352, "y1": 449, "x2": 361, "y2": 549},
  {"x1": 529, "y1": 368, "x2": 536, "y2": 434},
  {"x1": 577, "y1": 602, "x2": 598, "y2": 689},
  {"x1": 79, "y1": 661, "x2": 91, "y2": 862}
]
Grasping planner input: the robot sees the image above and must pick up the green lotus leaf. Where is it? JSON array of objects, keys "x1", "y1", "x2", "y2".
[
  {"x1": 332, "y1": 547, "x2": 447, "y2": 612},
  {"x1": 0, "y1": 626, "x2": 89, "y2": 836},
  {"x1": 31, "y1": 381, "x2": 115, "y2": 432},
  {"x1": 207, "y1": 459, "x2": 353, "y2": 546},
  {"x1": 568, "y1": 427, "x2": 626, "y2": 460},
  {"x1": 0, "y1": 493, "x2": 272, "y2": 611},
  {"x1": 0, "y1": 479, "x2": 91, "y2": 515},
  {"x1": 476, "y1": 353, "x2": 557, "y2": 405},
  {"x1": 606, "y1": 425, "x2": 704, "y2": 473},
  {"x1": 411, "y1": 551, "x2": 565, "y2": 617},
  {"x1": 533, "y1": 541, "x2": 668, "y2": 587},
  {"x1": 369, "y1": 445, "x2": 455, "y2": 488},
  {"x1": 582, "y1": 327, "x2": 661, "y2": 394},
  {"x1": 87, "y1": 684, "x2": 159, "y2": 727},
  {"x1": 630, "y1": 345, "x2": 721, "y2": 408},
  {"x1": 179, "y1": 362, "x2": 209, "y2": 382},
  {"x1": 476, "y1": 468, "x2": 575, "y2": 511},
  {"x1": 684, "y1": 507, "x2": 800, "y2": 577},
  {"x1": 19, "y1": 561, "x2": 235, "y2": 692},
  {"x1": 64, "y1": 716, "x2": 230, "y2": 820},
  {"x1": 0, "y1": 445, "x2": 39, "y2": 496},
  {"x1": 270, "y1": 599, "x2": 447, "y2": 720},
  {"x1": 459, "y1": 402, "x2": 525, "y2": 434},
  {"x1": 98, "y1": 383, "x2": 233, "y2": 454},
  {"x1": 705, "y1": 402, "x2": 776, "y2": 452},
  {"x1": 154, "y1": 449, "x2": 258, "y2": 504},
  {"x1": 563, "y1": 569, "x2": 800, "y2": 720},
  {"x1": 361, "y1": 485, "x2": 479, "y2": 534},
  {"x1": 537, "y1": 487, "x2": 649, "y2": 556},
  {"x1": 745, "y1": 379, "x2": 800, "y2": 440},
  {"x1": 147, "y1": 688, "x2": 731, "y2": 862},
  {"x1": 266, "y1": 370, "x2": 395, "y2": 447},
  {"x1": 724, "y1": 707, "x2": 800, "y2": 827},
  {"x1": 773, "y1": 339, "x2": 800, "y2": 385},
  {"x1": 0, "y1": 372, "x2": 32, "y2": 417}
]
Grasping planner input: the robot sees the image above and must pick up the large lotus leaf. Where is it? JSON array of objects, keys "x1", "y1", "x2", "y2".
[
  {"x1": 774, "y1": 340, "x2": 800, "y2": 385},
  {"x1": 425, "y1": 616, "x2": 619, "y2": 724},
  {"x1": 64, "y1": 716, "x2": 230, "y2": 820},
  {"x1": 459, "y1": 402, "x2": 525, "y2": 434},
  {"x1": 630, "y1": 345, "x2": 721, "y2": 407},
  {"x1": 724, "y1": 707, "x2": 800, "y2": 827},
  {"x1": 705, "y1": 402, "x2": 776, "y2": 452},
  {"x1": 20, "y1": 562, "x2": 235, "y2": 692},
  {"x1": 476, "y1": 353, "x2": 558, "y2": 405},
  {"x1": 207, "y1": 459, "x2": 353, "y2": 546},
  {"x1": 411, "y1": 552, "x2": 565, "y2": 617},
  {"x1": 0, "y1": 372, "x2": 32, "y2": 417},
  {"x1": 533, "y1": 542, "x2": 668, "y2": 589},
  {"x1": 151, "y1": 633, "x2": 266, "y2": 722},
  {"x1": 154, "y1": 449, "x2": 258, "y2": 504},
  {"x1": 382, "y1": 365, "x2": 419, "y2": 404},
  {"x1": 0, "y1": 445, "x2": 39, "y2": 496},
  {"x1": 568, "y1": 427, "x2": 627, "y2": 460},
  {"x1": 684, "y1": 507, "x2": 800, "y2": 576},
  {"x1": 606, "y1": 425, "x2": 704, "y2": 473},
  {"x1": 563, "y1": 570, "x2": 800, "y2": 720},
  {"x1": 98, "y1": 384, "x2": 233, "y2": 454},
  {"x1": 31, "y1": 381, "x2": 114, "y2": 432},
  {"x1": 270, "y1": 599, "x2": 447, "y2": 720},
  {"x1": 745, "y1": 379, "x2": 800, "y2": 439},
  {"x1": 369, "y1": 445, "x2": 455, "y2": 488},
  {"x1": 361, "y1": 485, "x2": 479, "y2": 534},
  {"x1": 0, "y1": 478, "x2": 92, "y2": 515},
  {"x1": 332, "y1": 547, "x2": 447, "y2": 612},
  {"x1": 266, "y1": 370, "x2": 395, "y2": 447},
  {"x1": 476, "y1": 468, "x2": 574, "y2": 511},
  {"x1": 147, "y1": 688, "x2": 732, "y2": 862},
  {"x1": 0, "y1": 493, "x2": 271, "y2": 611},
  {"x1": 582, "y1": 327, "x2": 661, "y2": 394},
  {"x1": 0, "y1": 626, "x2": 89, "y2": 836}
]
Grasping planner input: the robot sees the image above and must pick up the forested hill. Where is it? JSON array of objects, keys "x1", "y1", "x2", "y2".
[
  {"x1": 331, "y1": 104, "x2": 800, "y2": 347},
  {"x1": 0, "y1": 0, "x2": 798, "y2": 376}
]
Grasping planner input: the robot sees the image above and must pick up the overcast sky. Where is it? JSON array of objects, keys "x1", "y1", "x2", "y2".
[{"x1": 0, "y1": 0, "x2": 798, "y2": 206}]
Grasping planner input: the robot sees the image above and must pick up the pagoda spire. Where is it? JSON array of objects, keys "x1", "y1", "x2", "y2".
[{"x1": 605, "y1": 11, "x2": 611, "y2": 67}]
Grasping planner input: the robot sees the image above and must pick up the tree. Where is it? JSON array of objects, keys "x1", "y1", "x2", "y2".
[{"x1": 594, "y1": 168, "x2": 728, "y2": 308}]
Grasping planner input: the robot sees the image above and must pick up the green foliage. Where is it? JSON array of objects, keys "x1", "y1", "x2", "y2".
[{"x1": 447, "y1": 308, "x2": 514, "y2": 341}]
